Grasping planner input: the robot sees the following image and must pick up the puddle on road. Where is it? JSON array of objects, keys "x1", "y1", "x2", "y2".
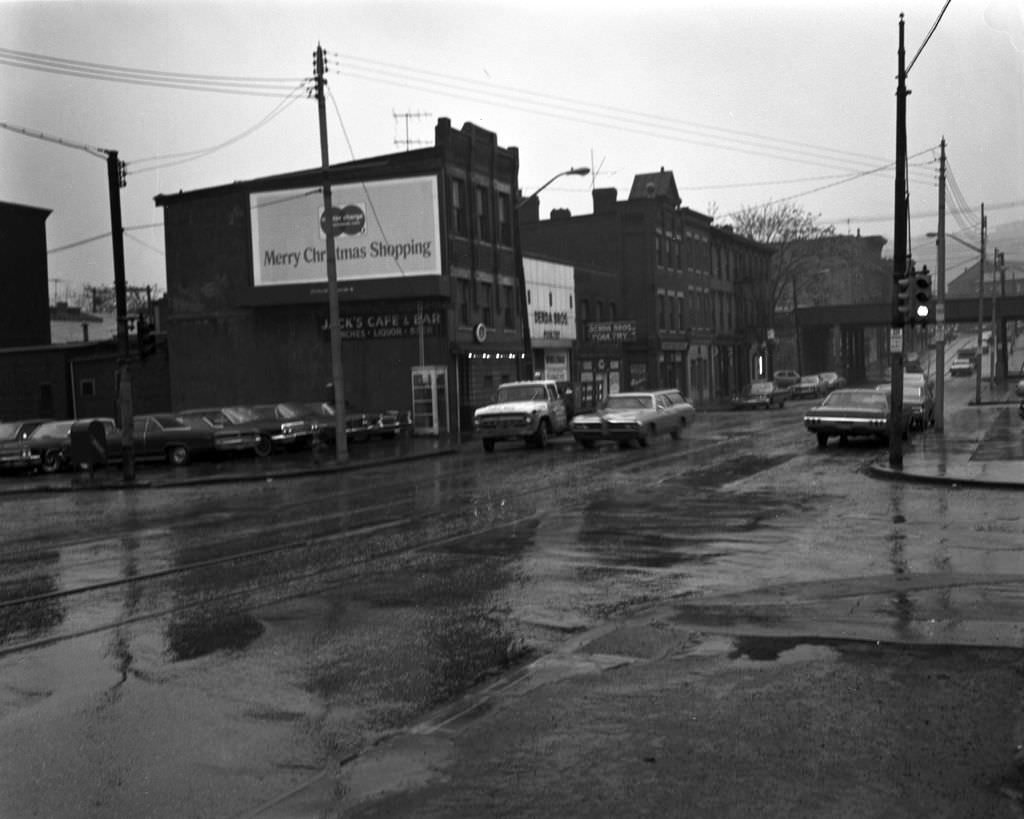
[
  {"x1": 729, "y1": 635, "x2": 840, "y2": 663},
  {"x1": 164, "y1": 607, "x2": 264, "y2": 662}
]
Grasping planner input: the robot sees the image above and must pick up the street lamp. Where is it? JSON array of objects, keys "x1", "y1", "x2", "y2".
[
  {"x1": 929, "y1": 207, "x2": 986, "y2": 406},
  {"x1": 514, "y1": 166, "x2": 589, "y2": 378},
  {"x1": 515, "y1": 166, "x2": 589, "y2": 211}
]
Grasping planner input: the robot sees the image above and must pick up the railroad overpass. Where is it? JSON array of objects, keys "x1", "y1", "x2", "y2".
[{"x1": 794, "y1": 294, "x2": 1024, "y2": 383}]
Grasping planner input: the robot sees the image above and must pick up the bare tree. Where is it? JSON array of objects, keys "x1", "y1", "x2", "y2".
[{"x1": 727, "y1": 202, "x2": 836, "y2": 369}]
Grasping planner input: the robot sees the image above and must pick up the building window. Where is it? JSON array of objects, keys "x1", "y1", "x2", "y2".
[
  {"x1": 504, "y1": 285, "x2": 515, "y2": 328},
  {"x1": 497, "y1": 193, "x2": 512, "y2": 245},
  {"x1": 596, "y1": 300, "x2": 605, "y2": 321},
  {"x1": 581, "y1": 299, "x2": 589, "y2": 322},
  {"x1": 451, "y1": 178, "x2": 467, "y2": 236},
  {"x1": 548, "y1": 291, "x2": 553, "y2": 307},
  {"x1": 80, "y1": 378, "x2": 96, "y2": 398},
  {"x1": 481, "y1": 282, "x2": 493, "y2": 326},
  {"x1": 608, "y1": 302, "x2": 616, "y2": 321},
  {"x1": 460, "y1": 278, "x2": 470, "y2": 325},
  {"x1": 475, "y1": 185, "x2": 491, "y2": 241}
]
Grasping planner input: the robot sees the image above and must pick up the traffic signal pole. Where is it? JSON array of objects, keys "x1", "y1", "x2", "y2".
[
  {"x1": 106, "y1": 149, "x2": 135, "y2": 482},
  {"x1": 889, "y1": 15, "x2": 908, "y2": 468}
]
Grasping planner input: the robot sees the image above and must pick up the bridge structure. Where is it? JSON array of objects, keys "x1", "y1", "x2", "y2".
[{"x1": 795, "y1": 294, "x2": 1024, "y2": 384}]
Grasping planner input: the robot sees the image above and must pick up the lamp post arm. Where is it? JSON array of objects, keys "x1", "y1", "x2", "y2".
[{"x1": 516, "y1": 166, "x2": 589, "y2": 209}]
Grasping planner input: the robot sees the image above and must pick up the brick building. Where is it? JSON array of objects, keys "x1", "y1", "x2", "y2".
[
  {"x1": 520, "y1": 170, "x2": 772, "y2": 404},
  {"x1": 155, "y1": 119, "x2": 526, "y2": 436}
]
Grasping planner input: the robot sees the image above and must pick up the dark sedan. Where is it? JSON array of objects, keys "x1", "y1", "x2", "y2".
[
  {"x1": 732, "y1": 381, "x2": 790, "y2": 410},
  {"x1": 178, "y1": 408, "x2": 273, "y2": 457},
  {"x1": 804, "y1": 388, "x2": 911, "y2": 448}
]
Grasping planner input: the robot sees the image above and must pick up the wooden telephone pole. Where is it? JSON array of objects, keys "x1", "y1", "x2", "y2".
[{"x1": 314, "y1": 44, "x2": 349, "y2": 463}]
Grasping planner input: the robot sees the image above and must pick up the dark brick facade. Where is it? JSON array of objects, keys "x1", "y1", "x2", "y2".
[
  {"x1": 0, "y1": 201, "x2": 51, "y2": 348},
  {"x1": 156, "y1": 119, "x2": 523, "y2": 436}
]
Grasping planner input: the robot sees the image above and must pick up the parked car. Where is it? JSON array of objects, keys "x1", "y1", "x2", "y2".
[
  {"x1": 732, "y1": 381, "x2": 790, "y2": 410},
  {"x1": 773, "y1": 370, "x2": 801, "y2": 388},
  {"x1": 804, "y1": 388, "x2": 911, "y2": 448},
  {"x1": 243, "y1": 404, "x2": 315, "y2": 452},
  {"x1": 791, "y1": 375, "x2": 825, "y2": 399},
  {"x1": 817, "y1": 372, "x2": 846, "y2": 392},
  {"x1": 26, "y1": 419, "x2": 80, "y2": 473},
  {"x1": 570, "y1": 390, "x2": 693, "y2": 449},
  {"x1": 131, "y1": 414, "x2": 227, "y2": 465},
  {"x1": 874, "y1": 382, "x2": 935, "y2": 430},
  {"x1": 950, "y1": 359, "x2": 974, "y2": 377},
  {"x1": 344, "y1": 407, "x2": 410, "y2": 442},
  {"x1": 0, "y1": 418, "x2": 51, "y2": 472},
  {"x1": 178, "y1": 408, "x2": 273, "y2": 457}
]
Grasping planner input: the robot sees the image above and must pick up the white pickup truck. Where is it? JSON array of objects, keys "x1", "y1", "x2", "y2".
[{"x1": 472, "y1": 380, "x2": 569, "y2": 452}]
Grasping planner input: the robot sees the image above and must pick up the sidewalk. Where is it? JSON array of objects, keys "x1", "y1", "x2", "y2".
[
  {"x1": 868, "y1": 383, "x2": 1024, "y2": 489},
  {"x1": 0, "y1": 432, "x2": 460, "y2": 495}
]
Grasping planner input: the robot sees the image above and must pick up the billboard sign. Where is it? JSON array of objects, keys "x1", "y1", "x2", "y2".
[{"x1": 250, "y1": 175, "x2": 441, "y2": 287}]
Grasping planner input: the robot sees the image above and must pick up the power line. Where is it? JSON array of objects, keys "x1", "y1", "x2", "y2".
[
  {"x1": 0, "y1": 121, "x2": 107, "y2": 158},
  {"x1": 327, "y1": 51, "x2": 919, "y2": 180},
  {"x1": 0, "y1": 47, "x2": 305, "y2": 98},
  {"x1": 130, "y1": 84, "x2": 308, "y2": 172}
]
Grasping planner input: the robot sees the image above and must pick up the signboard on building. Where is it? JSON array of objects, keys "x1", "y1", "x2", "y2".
[
  {"x1": 250, "y1": 175, "x2": 441, "y2": 287},
  {"x1": 586, "y1": 320, "x2": 637, "y2": 342},
  {"x1": 320, "y1": 306, "x2": 444, "y2": 341},
  {"x1": 524, "y1": 256, "x2": 576, "y2": 344}
]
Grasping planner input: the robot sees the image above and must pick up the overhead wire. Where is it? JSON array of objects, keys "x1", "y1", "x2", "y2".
[
  {"x1": 130, "y1": 82, "x2": 309, "y2": 173},
  {"x1": 327, "y1": 50, "x2": 936, "y2": 185},
  {"x1": 0, "y1": 47, "x2": 303, "y2": 97}
]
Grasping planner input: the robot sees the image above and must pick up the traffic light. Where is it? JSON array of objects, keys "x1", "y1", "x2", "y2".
[
  {"x1": 910, "y1": 265, "x2": 932, "y2": 325},
  {"x1": 895, "y1": 272, "x2": 913, "y2": 323},
  {"x1": 137, "y1": 314, "x2": 156, "y2": 359}
]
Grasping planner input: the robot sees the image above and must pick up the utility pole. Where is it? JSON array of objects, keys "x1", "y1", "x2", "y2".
[
  {"x1": 888, "y1": 14, "x2": 908, "y2": 468},
  {"x1": 997, "y1": 249, "x2": 1008, "y2": 382},
  {"x1": 934, "y1": 138, "x2": 946, "y2": 432},
  {"x1": 107, "y1": 149, "x2": 135, "y2": 482},
  {"x1": 975, "y1": 205, "x2": 986, "y2": 406},
  {"x1": 314, "y1": 44, "x2": 348, "y2": 463}
]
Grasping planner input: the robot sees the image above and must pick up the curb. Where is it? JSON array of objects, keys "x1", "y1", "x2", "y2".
[{"x1": 0, "y1": 444, "x2": 460, "y2": 496}]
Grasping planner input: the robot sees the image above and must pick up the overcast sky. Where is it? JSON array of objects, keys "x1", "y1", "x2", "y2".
[{"x1": 2, "y1": 0, "x2": 1022, "y2": 301}]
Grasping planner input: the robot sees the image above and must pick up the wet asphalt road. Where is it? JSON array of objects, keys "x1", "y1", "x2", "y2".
[{"x1": 1, "y1": 386, "x2": 1023, "y2": 818}]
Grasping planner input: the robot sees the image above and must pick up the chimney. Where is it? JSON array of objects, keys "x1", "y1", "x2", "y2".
[
  {"x1": 593, "y1": 188, "x2": 617, "y2": 214},
  {"x1": 550, "y1": 208, "x2": 572, "y2": 220},
  {"x1": 518, "y1": 195, "x2": 540, "y2": 224}
]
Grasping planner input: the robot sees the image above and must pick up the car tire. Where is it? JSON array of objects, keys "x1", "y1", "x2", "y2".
[
  {"x1": 816, "y1": 432, "x2": 829, "y2": 448},
  {"x1": 579, "y1": 439, "x2": 595, "y2": 449},
  {"x1": 777, "y1": 400, "x2": 786, "y2": 409},
  {"x1": 531, "y1": 421, "x2": 549, "y2": 448},
  {"x1": 254, "y1": 436, "x2": 273, "y2": 457},
  {"x1": 167, "y1": 445, "x2": 190, "y2": 466},
  {"x1": 482, "y1": 438, "x2": 495, "y2": 453},
  {"x1": 670, "y1": 422, "x2": 683, "y2": 440},
  {"x1": 41, "y1": 450, "x2": 62, "y2": 473},
  {"x1": 618, "y1": 440, "x2": 631, "y2": 449}
]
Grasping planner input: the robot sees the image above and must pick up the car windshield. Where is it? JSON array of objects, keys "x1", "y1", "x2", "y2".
[
  {"x1": 603, "y1": 395, "x2": 654, "y2": 411},
  {"x1": 496, "y1": 385, "x2": 547, "y2": 402},
  {"x1": 824, "y1": 391, "x2": 887, "y2": 410},
  {"x1": 223, "y1": 407, "x2": 257, "y2": 423},
  {"x1": 0, "y1": 422, "x2": 23, "y2": 439},
  {"x1": 30, "y1": 421, "x2": 74, "y2": 438}
]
